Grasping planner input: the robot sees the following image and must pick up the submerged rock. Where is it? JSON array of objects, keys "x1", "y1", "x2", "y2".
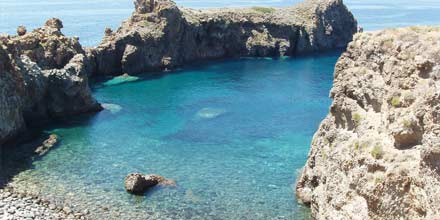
[
  {"x1": 296, "y1": 27, "x2": 440, "y2": 220},
  {"x1": 91, "y1": 0, "x2": 358, "y2": 75},
  {"x1": 35, "y1": 134, "x2": 58, "y2": 156},
  {"x1": 196, "y1": 108, "x2": 226, "y2": 119},
  {"x1": 102, "y1": 103, "x2": 123, "y2": 113},
  {"x1": 102, "y1": 74, "x2": 140, "y2": 86},
  {"x1": 124, "y1": 173, "x2": 174, "y2": 195}
]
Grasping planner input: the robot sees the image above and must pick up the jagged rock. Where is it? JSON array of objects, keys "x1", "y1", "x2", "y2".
[
  {"x1": 296, "y1": 27, "x2": 440, "y2": 220},
  {"x1": 91, "y1": 0, "x2": 357, "y2": 75},
  {"x1": 17, "y1": 26, "x2": 27, "y2": 36},
  {"x1": 104, "y1": 27, "x2": 113, "y2": 36},
  {"x1": 124, "y1": 173, "x2": 174, "y2": 195},
  {"x1": 45, "y1": 18, "x2": 63, "y2": 30},
  {"x1": 0, "y1": 18, "x2": 102, "y2": 146}
]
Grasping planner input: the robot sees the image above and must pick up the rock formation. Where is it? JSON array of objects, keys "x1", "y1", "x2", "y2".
[
  {"x1": 124, "y1": 173, "x2": 175, "y2": 195},
  {"x1": 296, "y1": 27, "x2": 440, "y2": 220},
  {"x1": 91, "y1": 0, "x2": 357, "y2": 75},
  {"x1": 0, "y1": 19, "x2": 102, "y2": 146}
]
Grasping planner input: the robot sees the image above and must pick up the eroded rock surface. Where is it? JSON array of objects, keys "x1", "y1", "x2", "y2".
[
  {"x1": 0, "y1": 19, "x2": 101, "y2": 146},
  {"x1": 296, "y1": 27, "x2": 440, "y2": 220},
  {"x1": 91, "y1": 0, "x2": 357, "y2": 75},
  {"x1": 124, "y1": 173, "x2": 175, "y2": 195}
]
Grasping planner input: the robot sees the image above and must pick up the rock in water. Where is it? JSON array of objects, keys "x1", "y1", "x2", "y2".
[
  {"x1": 91, "y1": 0, "x2": 358, "y2": 75},
  {"x1": 196, "y1": 108, "x2": 226, "y2": 119},
  {"x1": 124, "y1": 173, "x2": 174, "y2": 195},
  {"x1": 35, "y1": 134, "x2": 58, "y2": 156},
  {"x1": 296, "y1": 27, "x2": 440, "y2": 220}
]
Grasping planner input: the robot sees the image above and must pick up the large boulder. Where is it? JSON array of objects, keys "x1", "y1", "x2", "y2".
[{"x1": 124, "y1": 173, "x2": 175, "y2": 195}]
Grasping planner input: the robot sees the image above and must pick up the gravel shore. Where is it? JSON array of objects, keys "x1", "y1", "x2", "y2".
[{"x1": 0, "y1": 188, "x2": 88, "y2": 220}]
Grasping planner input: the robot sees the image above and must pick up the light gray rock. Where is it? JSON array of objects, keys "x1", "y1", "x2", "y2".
[{"x1": 296, "y1": 27, "x2": 440, "y2": 220}]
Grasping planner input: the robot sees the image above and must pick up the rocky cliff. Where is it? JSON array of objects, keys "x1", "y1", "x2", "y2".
[
  {"x1": 91, "y1": 0, "x2": 357, "y2": 75},
  {"x1": 296, "y1": 27, "x2": 440, "y2": 220},
  {"x1": 0, "y1": 19, "x2": 101, "y2": 146}
]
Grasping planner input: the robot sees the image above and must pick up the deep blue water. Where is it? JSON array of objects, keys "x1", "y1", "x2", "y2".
[
  {"x1": 1, "y1": 0, "x2": 439, "y2": 219},
  {"x1": 1, "y1": 0, "x2": 440, "y2": 46}
]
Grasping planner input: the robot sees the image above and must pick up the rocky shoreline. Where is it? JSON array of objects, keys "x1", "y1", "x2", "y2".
[
  {"x1": 296, "y1": 27, "x2": 440, "y2": 220},
  {"x1": 0, "y1": 187, "x2": 88, "y2": 220}
]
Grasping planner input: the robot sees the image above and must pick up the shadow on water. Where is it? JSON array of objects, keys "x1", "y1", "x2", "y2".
[{"x1": 0, "y1": 112, "x2": 99, "y2": 188}]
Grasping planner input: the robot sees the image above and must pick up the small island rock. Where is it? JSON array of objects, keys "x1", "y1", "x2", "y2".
[{"x1": 124, "y1": 173, "x2": 173, "y2": 195}]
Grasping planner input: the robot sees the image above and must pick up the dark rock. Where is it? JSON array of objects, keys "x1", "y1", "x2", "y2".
[
  {"x1": 45, "y1": 18, "x2": 63, "y2": 30},
  {"x1": 104, "y1": 27, "x2": 113, "y2": 37},
  {"x1": 124, "y1": 173, "x2": 160, "y2": 194},
  {"x1": 17, "y1": 26, "x2": 27, "y2": 36},
  {"x1": 124, "y1": 173, "x2": 174, "y2": 195}
]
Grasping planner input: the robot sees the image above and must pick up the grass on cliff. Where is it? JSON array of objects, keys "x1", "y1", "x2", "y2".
[
  {"x1": 371, "y1": 145, "x2": 384, "y2": 159},
  {"x1": 252, "y1": 7, "x2": 276, "y2": 14}
]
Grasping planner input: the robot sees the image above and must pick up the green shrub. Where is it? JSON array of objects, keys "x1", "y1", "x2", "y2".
[
  {"x1": 371, "y1": 145, "x2": 384, "y2": 159},
  {"x1": 353, "y1": 141, "x2": 360, "y2": 150},
  {"x1": 391, "y1": 96, "x2": 401, "y2": 107},
  {"x1": 403, "y1": 119, "x2": 411, "y2": 128},
  {"x1": 352, "y1": 113, "x2": 362, "y2": 126},
  {"x1": 252, "y1": 7, "x2": 276, "y2": 14}
]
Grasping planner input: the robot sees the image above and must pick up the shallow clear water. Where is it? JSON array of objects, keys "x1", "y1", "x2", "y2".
[
  {"x1": 1, "y1": 0, "x2": 440, "y2": 46},
  {"x1": 5, "y1": 54, "x2": 338, "y2": 219}
]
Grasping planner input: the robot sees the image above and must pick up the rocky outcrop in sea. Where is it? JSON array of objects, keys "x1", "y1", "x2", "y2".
[
  {"x1": 0, "y1": 18, "x2": 101, "y2": 146},
  {"x1": 296, "y1": 27, "x2": 440, "y2": 220},
  {"x1": 90, "y1": 0, "x2": 357, "y2": 75}
]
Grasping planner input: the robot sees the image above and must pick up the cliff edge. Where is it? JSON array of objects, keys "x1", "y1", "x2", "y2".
[
  {"x1": 0, "y1": 19, "x2": 101, "y2": 146},
  {"x1": 91, "y1": 0, "x2": 357, "y2": 75},
  {"x1": 296, "y1": 27, "x2": 440, "y2": 220}
]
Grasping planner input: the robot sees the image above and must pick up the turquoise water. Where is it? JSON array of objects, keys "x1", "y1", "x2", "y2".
[
  {"x1": 2, "y1": 0, "x2": 439, "y2": 219},
  {"x1": 5, "y1": 55, "x2": 337, "y2": 219},
  {"x1": 1, "y1": 0, "x2": 440, "y2": 46}
]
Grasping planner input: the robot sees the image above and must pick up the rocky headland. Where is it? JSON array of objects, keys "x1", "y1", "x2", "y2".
[
  {"x1": 90, "y1": 0, "x2": 357, "y2": 75},
  {"x1": 0, "y1": 18, "x2": 101, "y2": 147},
  {"x1": 296, "y1": 27, "x2": 440, "y2": 220}
]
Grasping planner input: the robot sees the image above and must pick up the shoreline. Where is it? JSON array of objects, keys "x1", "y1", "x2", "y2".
[{"x1": 0, "y1": 187, "x2": 87, "y2": 220}]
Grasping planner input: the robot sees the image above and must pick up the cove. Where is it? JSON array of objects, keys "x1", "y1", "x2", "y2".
[{"x1": 4, "y1": 52, "x2": 340, "y2": 219}]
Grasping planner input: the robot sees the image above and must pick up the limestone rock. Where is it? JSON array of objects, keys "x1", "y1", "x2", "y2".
[
  {"x1": 296, "y1": 27, "x2": 440, "y2": 220},
  {"x1": 91, "y1": 0, "x2": 357, "y2": 75},
  {"x1": 0, "y1": 18, "x2": 101, "y2": 146}
]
